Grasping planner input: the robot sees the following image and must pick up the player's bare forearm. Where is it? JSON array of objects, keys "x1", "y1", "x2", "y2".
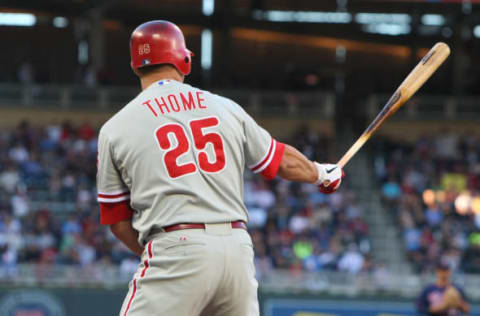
[
  {"x1": 277, "y1": 144, "x2": 318, "y2": 183},
  {"x1": 110, "y1": 220, "x2": 144, "y2": 256}
]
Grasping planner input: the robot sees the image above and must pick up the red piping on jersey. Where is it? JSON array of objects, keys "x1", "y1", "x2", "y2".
[
  {"x1": 148, "y1": 241, "x2": 153, "y2": 258},
  {"x1": 251, "y1": 138, "x2": 274, "y2": 172},
  {"x1": 140, "y1": 241, "x2": 153, "y2": 277},
  {"x1": 124, "y1": 241, "x2": 154, "y2": 316},
  {"x1": 140, "y1": 261, "x2": 149, "y2": 278},
  {"x1": 123, "y1": 279, "x2": 137, "y2": 316}
]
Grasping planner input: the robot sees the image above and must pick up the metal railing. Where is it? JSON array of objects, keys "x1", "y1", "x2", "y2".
[
  {"x1": 367, "y1": 94, "x2": 480, "y2": 120},
  {"x1": 0, "y1": 84, "x2": 335, "y2": 118},
  {"x1": 3, "y1": 264, "x2": 480, "y2": 299},
  {"x1": 1, "y1": 83, "x2": 478, "y2": 119}
]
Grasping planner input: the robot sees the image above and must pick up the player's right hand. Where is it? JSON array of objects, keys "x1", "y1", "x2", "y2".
[{"x1": 315, "y1": 163, "x2": 345, "y2": 194}]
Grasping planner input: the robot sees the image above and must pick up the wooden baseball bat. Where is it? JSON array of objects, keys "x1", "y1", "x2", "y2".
[{"x1": 337, "y1": 42, "x2": 451, "y2": 168}]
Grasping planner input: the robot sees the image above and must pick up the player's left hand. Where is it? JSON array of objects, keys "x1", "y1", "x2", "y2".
[{"x1": 315, "y1": 163, "x2": 345, "y2": 194}]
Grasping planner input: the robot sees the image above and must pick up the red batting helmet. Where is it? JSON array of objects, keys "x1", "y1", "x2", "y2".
[{"x1": 130, "y1": 20, "x2": 193, "y2": 75}]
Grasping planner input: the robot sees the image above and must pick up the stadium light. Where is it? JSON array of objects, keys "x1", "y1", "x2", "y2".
[
  {"x1": 53, "y1": 16, "x2": 69, "y2": 28},
  {"x1": 355, "y1": 13, "x2": 411, "y2": 25},
  {"x1": 455, "y1": 194, "x2": 471, "y2": 215},
  {"x1": 78, "y1": 41, "x2": 89, "y2": 65},
  {"x1": 363, "y1": 23, "x2": 410, "y2": 36},
  {"x1": 423, "y1": 189, "x2": 435, "y2": 206},
  {"x1": 253, "y1": 10, "x2": 416, "y2": 26},
  {"x1": 474, "y1": 25, "x2": 480, "y2": 38},
  {"x1": 0, "y1": 13, "x2": 36, "y2": 27},
  {"x1": 253, "y1": 10, "x2": 352, "y2": 24},
  {"x1": 472, "y1": 197, "x2": 480, "y2": 215},
  {"x1": 201, "y1": 29, "x2": 213, "y2": 70},
  {"x1": 203, "y1": 0, "x2": 214, "y2": 16},
  {"x1": 421, "y1": 14, "x2": 445, "y2": 26}
]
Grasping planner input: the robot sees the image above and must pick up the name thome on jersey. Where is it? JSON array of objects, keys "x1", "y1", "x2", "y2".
[{"x1": 142, "y1": 90, "x2": 207, "y2": 117}]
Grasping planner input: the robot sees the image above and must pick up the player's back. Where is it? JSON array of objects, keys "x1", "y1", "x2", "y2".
[{"x1": 98, "y1": 80, "x2": 269, "y2": 244}]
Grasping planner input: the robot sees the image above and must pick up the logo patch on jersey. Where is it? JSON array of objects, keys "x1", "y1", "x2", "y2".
[
  {"x1": 158, "y1": 80, "x2": 171, "y2": 86},
  {"x1": 179, "y1": 236, "x2": 187, "y2": 241},
  {"x1": 142, "y1": 58, "x2": 151, "y2": 65}
]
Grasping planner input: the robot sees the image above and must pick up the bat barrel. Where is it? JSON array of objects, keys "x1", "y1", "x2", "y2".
[{"x1": 337, "y1": 42, "x2": 451, "y2": 168}]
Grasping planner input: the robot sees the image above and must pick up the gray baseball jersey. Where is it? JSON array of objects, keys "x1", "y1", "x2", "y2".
[{"x1": 97, "y1": 79, "x2": 284, "y2": 245}]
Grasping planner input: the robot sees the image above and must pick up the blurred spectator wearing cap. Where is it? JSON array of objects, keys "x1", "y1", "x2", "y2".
[{"x1": 416, "y1": 262, "x2": 470, "y2": 316}]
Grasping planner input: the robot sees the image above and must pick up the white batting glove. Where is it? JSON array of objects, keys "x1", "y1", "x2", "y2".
[{"x1": 315, "y1": 163, "x2": 345, "y2": 194}]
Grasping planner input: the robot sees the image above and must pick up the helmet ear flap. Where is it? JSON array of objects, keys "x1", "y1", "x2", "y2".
[{"x1": 184, "y1": 50, "x2": 193, "y2": 64}]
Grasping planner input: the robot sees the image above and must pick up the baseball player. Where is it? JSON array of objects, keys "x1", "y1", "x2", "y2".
[
  {"x1": 417, "y1": 262, "x2": 470, "y2": 315},
  {"x1": 97, "y1": 20, "x2": 344, "y2": 316}
]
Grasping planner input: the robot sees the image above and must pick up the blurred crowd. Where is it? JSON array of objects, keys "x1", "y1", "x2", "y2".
[
  {"x1": 248, "y1": 127, "x2": 371, "y2": 280},
  {"x1": 0, "y1": 122, "x2": 372, "y2": 281},
  {"x1": 375, "y1": 131, "x2": 480, "y2": 273}
]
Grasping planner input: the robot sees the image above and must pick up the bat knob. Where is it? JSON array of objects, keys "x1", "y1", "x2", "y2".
[{"x1": 323, "y1": 180, "x2": 331, "y2": 187}]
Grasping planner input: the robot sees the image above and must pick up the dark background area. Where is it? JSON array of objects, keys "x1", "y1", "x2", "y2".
[{"x1": 0, "y1": 0, "x2": 478, "y2": 92}]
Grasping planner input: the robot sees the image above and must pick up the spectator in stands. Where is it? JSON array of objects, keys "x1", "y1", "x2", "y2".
[
  {"x1": 10, "y1": 186, "x2": 29, "y2": 218},
  {"x1": 0, "y1": 162, "x2": 20, "y2": 194},
  {"x1": 0, "y1": 122, "x2": 371, "y2": 281},
  {"x1": 338, "y1": 244, "x2": 365, "y2": 274},
  {"x1": 381, "y1": 176, "x2": 402, "y2": 208},
  {"x1": 375, "y1": 133, "x2": 480, "y2": 273}
]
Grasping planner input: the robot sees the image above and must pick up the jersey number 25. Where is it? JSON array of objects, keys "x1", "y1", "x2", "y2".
[{"x1": 155, "y1": 116, "x2": 226, "y2": 179}]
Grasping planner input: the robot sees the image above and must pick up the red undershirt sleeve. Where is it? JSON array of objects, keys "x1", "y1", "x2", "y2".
[
  {"x1": 99, "y1": 200, "x2": 134, "y2": 225},
  {"x1": 259, "y1": 141, "x2": 285, "y2": 180},
  {"x1": 250, "y1": 139, "x2": 286, "y2": 180}
]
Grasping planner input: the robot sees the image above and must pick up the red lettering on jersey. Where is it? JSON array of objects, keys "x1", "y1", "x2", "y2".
[
  {"x1": 196, "y1": 92, "x2": 206, "y2": 109},
  {"x1": 168, "y1": 94, "x2": 181, "y2": 112},
  {"x1": 142, "y1": 100, "x2": 158, "y2": 117},
  {"x1": 181, "y1": 92, "x2": 196, "y2": 111},
  {"x1": 154, "y1": 97, "x2": 170, "y2": 115}
]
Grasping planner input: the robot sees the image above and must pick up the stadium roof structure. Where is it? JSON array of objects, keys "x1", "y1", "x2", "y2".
[
  {"x1": 2, "y1": 0, "x2": 479, "y2": 46},
  {"x1": 2, "y1": 0, "x2": 479, "y2": 18}
]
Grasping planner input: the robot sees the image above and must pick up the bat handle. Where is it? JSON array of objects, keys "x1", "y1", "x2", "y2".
[
  {"x1": 336, "y1": 137, "x2": 366, "y2": 169},
  {"x1": 337, "y1": 157, "x2": 348, "y2": 169}
]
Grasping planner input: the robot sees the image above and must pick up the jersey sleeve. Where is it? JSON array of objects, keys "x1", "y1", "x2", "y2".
[
  {"x1": 241, "y1": 108, "x2": 285, "y2": 180},
  {"x1": 96, "y1": 130, "x2": 133, "y2": 225}
]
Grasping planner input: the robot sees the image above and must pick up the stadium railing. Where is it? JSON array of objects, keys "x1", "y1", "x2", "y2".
[
  {"x1": 3, "y1": 264, "x2": 480, "y2": 300},
  {"x1": 0, "y1": 84, "x2": 334, "y2": 118},
  {"x1": 368, "y1": 94, "x2": 479, "y2": 120},
  {"x1": 1, "y1": 84, "x2": 478, "y2": 120}
]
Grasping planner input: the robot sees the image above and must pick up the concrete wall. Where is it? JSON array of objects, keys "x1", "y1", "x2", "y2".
[{"x1": 1, "y1": 287, "x2": 480, "y2": 316}]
